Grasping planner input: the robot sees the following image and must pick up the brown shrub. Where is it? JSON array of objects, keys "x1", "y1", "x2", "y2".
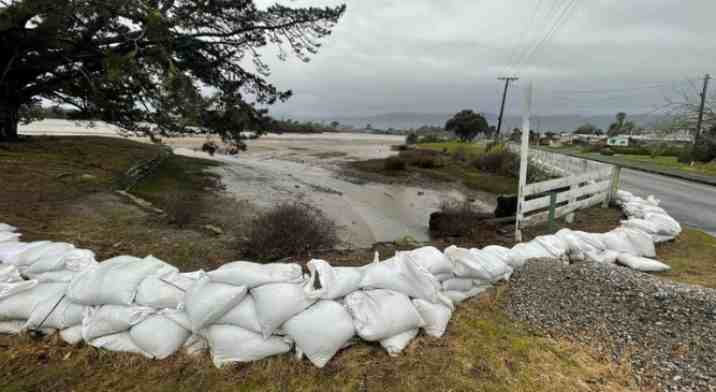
[
  {"x1": 163, "y1": 192, "x2": 199, "y2": 228},
  {"x1": 384, "y1": 156, "x2": 407, "y2": 170},
  {"x1": 242, "y1": 203, "x2": 339, "y2": 262},
  {"x1": 430, "y1": 201, "x2": 493, "y2": 238}
]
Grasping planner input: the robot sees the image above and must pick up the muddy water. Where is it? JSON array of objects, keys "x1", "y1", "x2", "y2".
[{"x1": 177, "y1": 133, "x2": 492, "y2": 248}]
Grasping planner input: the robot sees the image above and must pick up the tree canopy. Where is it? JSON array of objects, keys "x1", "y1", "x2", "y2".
[
  {"x1": 574, "y1": 123, "x2": 602, "y2": 135},
  {"x1": 444, "y1": 109, "x2": 489, "y2": 142},
  {"x1": 0, "y1": 0, "x2": 346, "y2": 142},
  {"x1": 607, "y1": 112, "x2": 638, "y2": 137}
]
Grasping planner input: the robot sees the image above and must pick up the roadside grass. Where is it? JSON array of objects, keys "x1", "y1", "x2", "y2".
[
  {"x1": 611, "y1": 154, "x2": 716, "y2": 176},
  {"x1": 656, "y1": 227, "x2": 716, "y2": 288},
  {"x1": 418, "y1": 141, "x2": 487, "y2": 157},
  {"x1": 0, "y1": 288, "x2": 639, "y2": 392}
]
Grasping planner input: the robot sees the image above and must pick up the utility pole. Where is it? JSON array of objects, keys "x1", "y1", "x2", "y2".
[
  {"x1": 496, "y1": 76, "x2": 519, "y2": 141},
  {"x1": 695, "y1": 73, "x2": 711, "y2": 139}
]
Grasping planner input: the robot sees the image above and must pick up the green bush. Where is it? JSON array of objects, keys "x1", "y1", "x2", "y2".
[
  {"x1": 677, "y1": 147, "x2": 693, "y2": 164},
  {"x1": 243, "y1": 203, "x2": 338, "y2": 262},
  {"x1": 406, "y1": 133, "x2": 418, "y2": 145},
  {"x1": 600, "y1": 147, "x2": 615, "y2": 156},
  {"x1": 384, "y1": 156, "x2": 407, "y2": 170},
  {"x1": 415, "y1": 156, "x2": 445, "y2": 169},
  {"x1": 417, "y1": 135, "x2": 443, "y2": 144}
]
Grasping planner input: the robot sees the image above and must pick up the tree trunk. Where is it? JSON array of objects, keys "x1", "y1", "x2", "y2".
[{"x1": 0, "y1": 102, "x2": 19, "y2": 141}]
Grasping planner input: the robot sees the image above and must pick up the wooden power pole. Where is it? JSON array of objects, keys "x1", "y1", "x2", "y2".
[
  {"x1": 696, "y1": 73, "x2": 711, "y2": 138},
  {"x1": 496, "y1": 76, "x2": 519, "y2": 140}
]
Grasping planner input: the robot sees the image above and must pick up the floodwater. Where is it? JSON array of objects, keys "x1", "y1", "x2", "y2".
[{"x1": 21, "y1": 121, "x2": 491, "y2": 247}]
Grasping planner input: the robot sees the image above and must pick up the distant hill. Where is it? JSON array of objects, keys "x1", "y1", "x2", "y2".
[{"x1": 274, "y1": 112, "x2": 672, "y2": 133}]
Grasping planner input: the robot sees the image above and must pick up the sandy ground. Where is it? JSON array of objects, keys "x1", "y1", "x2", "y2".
[{"x1": 21, "y1": 120, "x2": 490, "y2": 247}]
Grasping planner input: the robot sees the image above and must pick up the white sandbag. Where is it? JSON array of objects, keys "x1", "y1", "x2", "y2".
[
  {"x1": 216, "y1": 295, "x2": 262, "y2": 334},
  {"x1": 602, "y1": 230, "x2": 641, "y2": 256},
  {"x1": 644, "y1": 212, "x2": 682, "y2": 237},
  {"x1": 621, "y1": 228, "x2": 656, "y2": 258},
  {"x1": 60, "y1": 325, "x2": 84, "y2": 345},
  {"x1": 506, "y1": 241, "x2": 553, "y2": 268},
  {"x1": 251, "y1": 282, "x2": 316, "y2": 338},
  {"x1": 82, "y1": 305, "x2": 155, "y2": 341},
  {"x1": 615, "y1": 190, "x2": 634, "y2": 204},
  {"x1": 0, "y1": 320, "x2": 27, "y2": 334},
  {"x1": 67, "y1": 255, "x2": 172, "y2": 306},
  {"x1": 442, "y1": 286, "x2": 488, "y2": 305},
  {"x1": 0, "y1": 223, "x2": 17, "y2": 232},
  {"x1": 26, "y1": 296, "x2": 85, "y2": 330},
  {"x1": 583, "y1": 250, "x2": 620, "y2": 264},
  {"x1": 0, "y1": 232, "x2": 21, "y2": 243},
  {"x1": 380, "y1": 328, "x2": 418, "y2": 357},
  {"x1": 23, "y1": 245, "x2": 80, "y2": 276},
  {"x1": 533, "y1": 235, "x2": 569, "y2": 258},
  {"x1": 283, "y1": 300, "x2": 355, "y2": 368},
  {"x1": 0, "y1": 282, "x2": 65, "y2": 321},
  {"x1": 130, "y1": 314, "x2": 191, "y2": 359},
  {"x1": 0, "y1": 241, "x2": 49, "y2": 264},
  {"x1": 434, "y1": 273, "x2": 454, "y2": 282},
  {"x1": 183, "y1": 276, "x2": 247, "y2": 333},
  {"x1": 616, "y1": 254, "x2": 671, "y2": 273},
  {"x1": 445, "y1": 246, "x2": 513, "y2": 283},
  {"x1": 207, "y1": 261, "x2": 303, "y2": 288},
  {"x1": 359, "y1": 253, "x2": 442, "y2": 303},
  {"x1": 0, "y1": 264, "x2": 22, "y2": 283},
  {"x1": 403, "y1": 246, "x2": 454, "y2": 275},
  {"x1": 204, "y1": 324, "x2": 291, "y2": 368},
  {"x1": 90, "y1": 331, "x2": 152, "y2": 358},
  {"x1": 555, "y1": 229, "x2": 592, "y2": 260},
  {"x1": 62, "y1": 249, "x2": 97, "y2": 272},
  {"x1": 572, "y1": 231, "x2": 607, "y2": 252},
  {"x1": 10, "y1": 242, "x2": 74, "y2": 270},
  {"x1": 135, "y1": 270, "x2": 189, "y2": 309},
  {"x1": 482, "y1": 246, "x2": 512, "y2": 265},
  {"x1": 304, "y1": 259, "x2": 363, "y2": 300},
  {"x1": 646, "y1": 195, "x2": 660, "y2": 206},
  {"x1": 441, "y1": 278, "x2": 474, "y2": 292},
  {"x1": 413, "y1": 299, "x2": 452, "y2": 338},
  {"x1": 32, "y1": 270, "x2": 78, "y2": 283},
  {"x1": 345, "y1": 289, "x2": 424, "y2": 342}
]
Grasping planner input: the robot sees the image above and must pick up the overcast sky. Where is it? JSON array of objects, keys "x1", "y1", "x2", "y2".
[{"x1": 253, "y1": 0, "x2": 716, "y2": 118}]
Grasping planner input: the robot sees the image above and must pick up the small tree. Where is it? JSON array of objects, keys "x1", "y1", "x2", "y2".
[{"x1": 445, "y1": 109, "x2": 489, "y2": 142}]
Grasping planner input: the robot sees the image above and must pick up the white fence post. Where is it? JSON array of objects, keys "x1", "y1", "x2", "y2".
[{"x1": 515, "y1": 82, "x2": 532, "y2": 242}]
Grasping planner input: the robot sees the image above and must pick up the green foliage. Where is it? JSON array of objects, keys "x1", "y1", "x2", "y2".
[
  {"x1": 0, "y1": 1, "x2": 346, "y2": 142},
  {"x1": 600, "y1": 147, "x2": 615, "y2": 156},
  {"x1": 574, "y1": 123, "x2": 602, "y2": 135},
  {"x1": 445, "y1": 110, "x2": 489, "y2": 142},
  {"x1": 405, "y1": 133, "x2": 419, "y2": 145}
]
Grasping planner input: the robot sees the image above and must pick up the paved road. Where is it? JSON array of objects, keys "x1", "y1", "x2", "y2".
[{"x1": 620, "y1": 169, "x2": 716, "y2": 236}]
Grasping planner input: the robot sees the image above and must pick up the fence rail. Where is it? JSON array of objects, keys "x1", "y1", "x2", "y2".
[{"x1": 515, "y1": 146, "x2": 621, "y2": 231}]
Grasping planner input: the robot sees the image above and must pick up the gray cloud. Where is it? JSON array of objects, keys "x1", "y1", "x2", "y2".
[{"x1": 252, "y1": 0, "x2": 716, "y2": 118}]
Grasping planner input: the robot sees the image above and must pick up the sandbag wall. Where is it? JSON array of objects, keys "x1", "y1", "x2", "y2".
[{"x1": 0, "y1": 189, "x2": 680, "y2": 368}]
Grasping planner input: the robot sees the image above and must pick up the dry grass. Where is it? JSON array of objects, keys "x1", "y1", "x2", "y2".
[
  {"x1": 0, "y1": 289, "x2": 639, "y2": 392},
  {"x1": 0, "y1": 136, "x2": 245, "y2": 271}
]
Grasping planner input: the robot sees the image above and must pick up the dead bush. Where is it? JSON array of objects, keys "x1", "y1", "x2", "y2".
[
  {"x1": 243, "y1": 203, "x2": 339, "y2": 262},
  {"x1": 430, "y1": 201, "x2": 493, "y2": 238},
  {"x1": 415, "y1": 155, "x2": 445, "y2": 169},
  {"x1": 384, "y1": 156, "x2": 407, "y2": 170},
  {"x1": 163, "y1": 192, "x2": 199, "y2": 228}
]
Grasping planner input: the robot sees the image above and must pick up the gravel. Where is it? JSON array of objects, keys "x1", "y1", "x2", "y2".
[{"x1": 503, "y1": 259, "x2": 716, "y2": 392}]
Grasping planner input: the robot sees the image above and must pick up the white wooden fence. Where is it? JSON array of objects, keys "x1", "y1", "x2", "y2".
[{"x1": 516, "y1": 166, "x2": 621, "y2": 229}]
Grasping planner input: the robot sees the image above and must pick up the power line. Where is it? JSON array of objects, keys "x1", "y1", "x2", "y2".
[
  {"x1": 516, "y1": 0, "x2": 580, "y2": 69},
  {"x1": 506, "y1": 0, "x2": 545, "y2": 73}
]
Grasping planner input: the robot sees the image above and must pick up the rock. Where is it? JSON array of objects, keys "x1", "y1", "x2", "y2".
[
  {"x1": 80, "y1": 174, "x2": 97, "y2": 181},
  {"x1": 203, "y1": 225, "x2": 224, "y2": 236},
  {"x1": 494, "y1": 195, "x2": 517, "y2": 218}
]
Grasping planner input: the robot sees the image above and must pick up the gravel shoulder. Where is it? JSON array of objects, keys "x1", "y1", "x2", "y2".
[{"x1": 504, "y1": 259, "x2": 716, "y2": 392}]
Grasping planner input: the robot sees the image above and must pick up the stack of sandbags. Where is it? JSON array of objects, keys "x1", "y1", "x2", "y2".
[{"x1": 615, "y1": 190, "x2": 682, "y2": 242}]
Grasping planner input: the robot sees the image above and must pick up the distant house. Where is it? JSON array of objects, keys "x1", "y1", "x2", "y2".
[{"x1": 607, "y1": 136, "x2": 630, "y2": 147}]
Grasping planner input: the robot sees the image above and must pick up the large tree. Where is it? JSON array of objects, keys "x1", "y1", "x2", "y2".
[
  {"x1": 0, "y1": 1, "x2": 346, "y2": 142},
  {"x1": 445, "y1": 109, "x2": 489, "y2": 142}
]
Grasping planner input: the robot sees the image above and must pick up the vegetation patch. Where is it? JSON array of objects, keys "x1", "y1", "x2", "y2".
[
  {"x1": 656, "y1": 228, "x2": 716, "y2": 288},
  {"x1": 242, "y1": 203, "x2": 339, "y2": 262}
]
